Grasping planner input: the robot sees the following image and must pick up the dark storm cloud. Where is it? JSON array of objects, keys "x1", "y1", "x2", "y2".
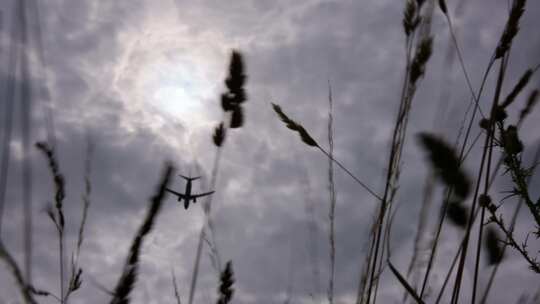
[{"x1": 2, "y1": 0, "x2": 540, "y2": 303}]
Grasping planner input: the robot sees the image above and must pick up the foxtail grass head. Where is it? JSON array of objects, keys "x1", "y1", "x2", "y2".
[
  {"x1": 221, "y1": 51, "x2": 247, "y2": 129},
  {"x1": 272, "y1": 103, "x2": 318, "y2": 147}
]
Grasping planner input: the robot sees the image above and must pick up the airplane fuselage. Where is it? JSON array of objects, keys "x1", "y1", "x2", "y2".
[
  {"x1": 165, "y1": 175, "x2": 214, "y2": 209},
  {"x1": 179, "y1": 179, "x2": 200, "y2": 208},
  {"x1": 184, "y1": 180, "x2": 192, "y2": 198}
]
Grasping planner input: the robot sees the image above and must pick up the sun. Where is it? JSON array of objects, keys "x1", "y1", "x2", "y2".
[
  {"x1": 142, "y1": 54, "x2": 213, "y2": 124},
  {"x1": 113, "y1": 24, "x2": 228, "y2": 130}
]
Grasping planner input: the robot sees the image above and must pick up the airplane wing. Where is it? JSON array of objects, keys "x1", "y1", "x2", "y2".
[
  {"x1": 165, "y1": 188, "x2": 186, "y2": 199},
  {"x1": 191, "y1": 191, "x2": 215, "y2": 199}
]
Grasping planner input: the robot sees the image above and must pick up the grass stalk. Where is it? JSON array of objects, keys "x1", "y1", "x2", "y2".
[
  {"x1": 189, "y1": 50, "x2": 247, "y2": 304},
  {"x1": 188, "y1": 147, "x2": 223, "y2": 304},
  {"x1": 302, "y1": 172, "x2": 322, "y2": 299},
  {"x1": 36, "y1": 142, "x2": 66, "y2": 303},
  {"x1": 216, "y1": 261, "x2": 234, "y2": 304},
  {"x1": 450, "y1": 51, "x2": 509, "y2": 303},
  {"x1": 172, "y1": 270, "x2": 182, "y2": 304},
  {"x1": 0, "y1": 0, "x2": 21, "y2": 238},
  {"x1": 471, "y1": 54, "x2": 509, "y2": 304},
  {"x1": 64, "y1": 137, "x2": 93, "y2": 303},
  {"x1": 327, "y1": 82, "x2": 336, "y2": 304},
  {"x1": 418, "y1": 55, "x2": 495, "y2": 299},
  {"x1": 109, "y1": 163, "x2": 174, "y2": 304},
  {"x1": 356, "y1": 217, "x2": 377, "y2": 304},
  {"x1": 365, "y1": 8, "x2": 434, "y2": 302},
  {"x1": 480, "y1": 131, "x2": 540, "y2": 303},
  {"x1": 18, "y1": 0, "x2": 34, "y2": 284},
  {"x1": 403, "y1": 173, "x2": 435, "y2": 303},
  {"x1": 0, "y1": 241, "x2": 38, "y2": 304},
  {"x1": 439, "y1": 3, "x2": 485, "y2": 118}
]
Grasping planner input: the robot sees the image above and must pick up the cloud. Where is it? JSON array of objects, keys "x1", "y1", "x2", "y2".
[{"x1": 1, "y1": 0, "x2": 540, "y2": 303}]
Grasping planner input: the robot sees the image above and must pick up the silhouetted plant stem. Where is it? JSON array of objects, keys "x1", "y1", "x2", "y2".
[
  {"x1": 190, "y1": 50, "x2": 247, "y2": 304},
  {"x1": 434, "y1": 205, "x2": 489, "y2": 303},
  {"x1": 188, "y1": 227, "x2": 205, "y2": 304},
  {"x1": 471, "y1": 56, "x2": 508, "y2": 304},
  {"x1": 451, "y1": 49, "x2": 509, "y2": 304},
  {"x1": 317, "y1": 147, "x2": 383, "y2": 202},
  {"x1": 188, "y1": 145, "x2": 223, "y2": 304},
  {"x1": 403, "y1": 172, "x2": 435, "y2": 303},
  {"x1": 110, "y1": 163, "x2": 174, "y2": 304},
  {"x1": 172, "y1": 270, "x2": 182, "y2": 304},
  {"x1": 440, "y1": 3, "x2": 485, "y2": 118},
  {"x1": 366, "y1": 10, "x2": 434, "y2": 301},
  {"x1": 388, "y1": 260, "x2": 425, "y2": 304},
  {"x1": 418, "y1": 55, "x2": 495, "y2": 299},
  {"x1": 385, "y1": 193, "x2": 425, "y2": 304},
  {"x1": 216, "y1": 261, "x2": 234, "y2": 304},
  {"x1": 36, "y1": 142, "x2": 66, "y2": 303},
  {"x1": 272, "y1": 102, "x2": 382, "y2": 202},
  {"x1": 495, "y1": 119, "x2": 540, "y2": 227},
  {"x1": 356, "y1": 216, "x2": 377, "y2": 304},
  {"x1": 64, "y1": 137, "x2": 93, "y2": 303},
  {"x1": 480, "y1": 143, "x2": 540, "y2": 303},
  {"x1": 485, "y1": 210, "x2": 540, "y2": 273},
  {"x1": 17, "y1": 0, "x2": 35, "y2": 284},
  {"x1": 435, "y1": 241, "x2": 462, "y2": 304},
  {"x1": 356, "y1": 24, "x2": 412, "y2": 304},
  {"x1": 449, "y1": 96, "x2": 490, "y2": 304},
  {"x1": 391, "y1": 18, "x2": 421, "y2": 303},
  {"x1": 491, "y1": 213, "x2": 540, "y2": 274},
  {"x1": 0, "y1": 241, "x2": 38, "y2": 304},
  {"x1": 76, "y1": 137, "x2": 93, "y2": 260},
  {"x1": 59, "y1": 227, "x2": 65, "y2": 304},
  {"x1": 327, "y1": 82, "x2": 336, "y2": 304},
  {"x1": 434, "y1": 119, "x2": 538, "y2": 302},
  {"x1": 476, "y1": 50, "x2": 513, "y2": 303},
  {"x1": 0, "y1": 0, "x2": 21, "y2": 239}
]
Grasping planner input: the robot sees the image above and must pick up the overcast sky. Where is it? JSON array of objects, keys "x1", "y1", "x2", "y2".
[{"x1": 1, "y1": 0, "x2": 540, "y2": 303}]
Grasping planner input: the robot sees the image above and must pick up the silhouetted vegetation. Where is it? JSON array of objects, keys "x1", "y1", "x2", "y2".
[
  {"x1": 1, "y1": 0, "x2": 540, "y2": 304},
  {"x1": 216, "y1": 261, "x2": 234, "y2": 304},
  {"x1": 110, "y1": 164, "x2": 174, "y2": 304}
]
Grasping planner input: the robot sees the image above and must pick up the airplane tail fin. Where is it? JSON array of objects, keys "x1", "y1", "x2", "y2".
[{"x1": 178, "y1": 174, "x2": 201, "y2": 181}]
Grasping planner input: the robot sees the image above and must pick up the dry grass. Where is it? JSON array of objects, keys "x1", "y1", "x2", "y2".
[
  {"x1": 3, "y1": 1, "x2": 540, "y2": 304},
  {"x1": 110, "y1": 163, "x2": 174, "y2": 304}
]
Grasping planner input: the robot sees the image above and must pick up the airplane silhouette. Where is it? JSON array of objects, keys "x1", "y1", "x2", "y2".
[{"x1": 165, "y1": 175, "x2": 215, "y2": 209}]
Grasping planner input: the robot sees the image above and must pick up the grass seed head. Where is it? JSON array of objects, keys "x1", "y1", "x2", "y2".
[
  {"x1": 502, "y1": 125, "x2": 523, "y2": 155},
  {"x1": 221, "y1": 50, "x2": 248, "y2": 129},
  {"x1": 217, "y1": 261, "x2": 235, "y2": 304},
  {"x1": 230, "y1": 106, "x2": 244, "y2": 129},
  {"x1": 485, "y1": 227, "x2": 505, "y2": 265},
  {"x1": 501, "y1": 69, "x2": 533, "y2": 109},
  {"x1": 418, "y1": 133, "x2": 471, "y2": 200},
  {"x1": 272, "y1": 103, "x2": 318, "y2": 147},
  {"x1": 403, "y1": 0, "x2": 419, "y2": 36},
  {"x1": 438, "y1": 0, "x2": 448, "y2": 14},
  {"x1": 479, "y1": 118, "x2": 490, "y2": 130},
  {"x1": 213, "y1": 123, "x2": 226, "y2": 147},
  {"x1": 495, "y1": 0, "x2": 526, "y2": 59},
  {"x1": 110, "y1": 164, "x2": 174, "y2": 304},
  {"x1": 36, "y1": 142, "x2": 66, "y2": 229},
  {"x1": 519, "y1": 89, "x2": 539, "y2": 121},
  {"x1": 445, "y1": 201, "x2": 469, "y2": 229},
  {"x1": 410, "y1": 37, "x2": 433, "y2": 83}
]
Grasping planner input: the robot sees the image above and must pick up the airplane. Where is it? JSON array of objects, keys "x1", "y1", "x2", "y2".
[{"x1": 165, "y1": 174, "x2": 215, "y2": 209}]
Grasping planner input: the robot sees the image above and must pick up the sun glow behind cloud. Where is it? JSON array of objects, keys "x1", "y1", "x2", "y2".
[
  {"x1": 140, "y1": 54, "x2": 214, "y2": 125},
  {"x1": 111, "y1": 11, "x2": 232, "y2": 134}
]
